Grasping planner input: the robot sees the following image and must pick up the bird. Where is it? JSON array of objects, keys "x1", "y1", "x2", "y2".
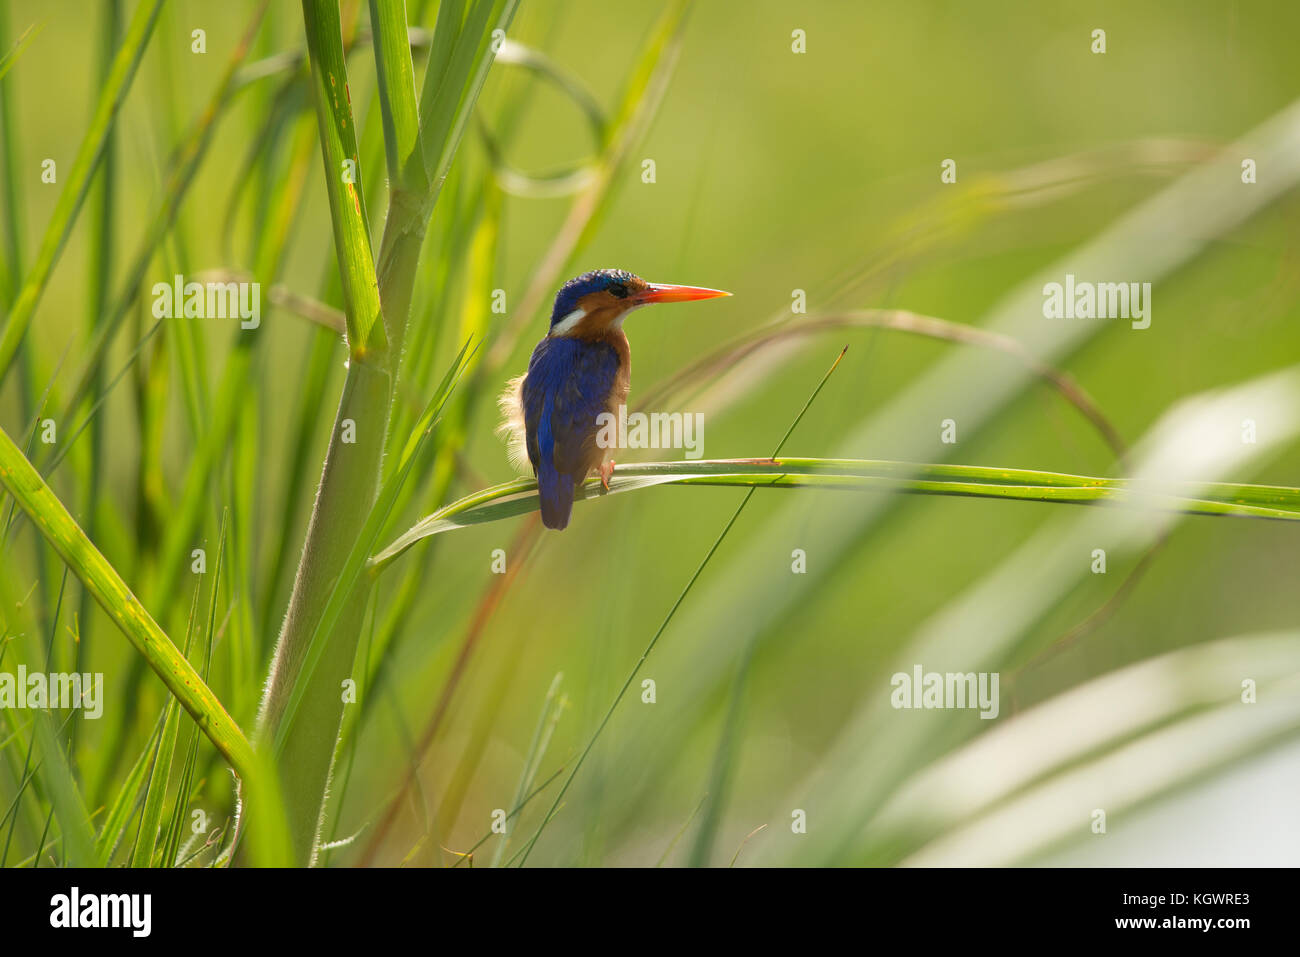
[{"x1": 499, "y1": 268, "x2": 730, "y2": 530}]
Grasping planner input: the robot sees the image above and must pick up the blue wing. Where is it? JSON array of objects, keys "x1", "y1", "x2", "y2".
[{"x1": 522, "y1": 337, "x2": 620, "y2": 529}]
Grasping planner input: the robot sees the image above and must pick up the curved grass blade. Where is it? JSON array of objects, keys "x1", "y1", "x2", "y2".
[
  {"x1": 638, "y1": 309, "x2": 1129, "y2": 461},
  {"x1": 481, "y1": 39, "x2": 605, "y2": 198},
  {"x1": 371, "y1": 458, "x2": 1300, "y2": 571},
  {"x1": 0, "y1": 424, "x2": 257, "y2": 780}
]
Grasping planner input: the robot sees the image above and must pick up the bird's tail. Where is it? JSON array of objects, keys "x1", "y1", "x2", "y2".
[{"x1": 537, "y1": 464, "x2": 575, "y2": 530}]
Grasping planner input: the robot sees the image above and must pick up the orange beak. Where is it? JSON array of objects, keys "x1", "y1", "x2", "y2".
[{"x1": 636, "y1": 283, "x2": 731, "y2": 304}]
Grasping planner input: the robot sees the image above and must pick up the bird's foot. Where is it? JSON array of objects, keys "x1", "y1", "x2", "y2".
[{"x1": 600, "y1": 459, "x2": 615, "y2": 491}]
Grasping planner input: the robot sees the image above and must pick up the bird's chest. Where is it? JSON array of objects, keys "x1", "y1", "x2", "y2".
[
  {"x1": 560, "y1": 331, "x2": 629, "y2": 414},
  {"x1": 525, "y1": 334, "x2": 629, "y2": 438},
  {"x1": 599, "y1": 330, "x2": 631, "y2": 413}
]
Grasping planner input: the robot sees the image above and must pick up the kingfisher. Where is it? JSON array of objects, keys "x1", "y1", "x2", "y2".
[{"x1": 499, "y1": 268, "x2": 730, "y2": 530}]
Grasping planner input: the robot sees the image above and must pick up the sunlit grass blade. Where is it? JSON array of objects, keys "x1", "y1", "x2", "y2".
[
  {"x1": 0, "y1": 424, "x2": 256, "y2": 779},
  {"x1": 481, "y1": 39, "x2": 605, "y2": 198},
  {"x1": 371, "y1": 457, "x2": 1300, "y2": 571},
  {"x1": 129, "y1": 523, "x2": 216, "y2": 868},
  {"x1": 0, "y1": 12, "x2": 31, "y2": 305},
  {"x1": 258, "y1": 323, "x2": 337, "y2": 640},
  {"x1": 129, "y1": 692, "x2": 181, "y2": 867},
  {"x1": 417, "y1": 0, "x2": 519, "y2": 193},
  {"x1": 300, "y1": 0, "x2": 384, "y2": 355},
  {"x1": 370, "y1": 0, "x2": 428, "y2": 193}
]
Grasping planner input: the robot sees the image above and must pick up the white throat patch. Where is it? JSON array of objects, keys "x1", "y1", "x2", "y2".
[{"x1": 550, "y1": 307, "x2": 586, "y2": 336}]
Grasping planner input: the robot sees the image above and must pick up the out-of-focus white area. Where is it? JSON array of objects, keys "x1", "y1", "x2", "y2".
[{"x1": 1045, "y1": 738, "x2": 1300, "y2": 866}]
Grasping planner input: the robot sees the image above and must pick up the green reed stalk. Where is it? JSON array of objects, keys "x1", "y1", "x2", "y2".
[{"x1": 255, "y1": 0, "x2": 516, "y2": 865}]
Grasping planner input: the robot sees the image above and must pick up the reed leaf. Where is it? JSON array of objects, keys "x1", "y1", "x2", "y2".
[{"x1": 372, "y1": 458, "x2": 1300, "y2": 571}]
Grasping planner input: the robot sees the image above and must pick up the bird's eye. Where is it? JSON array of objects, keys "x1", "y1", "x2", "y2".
[{"x1": 607, "y1": 282, "x2": 630, "y2": 299}]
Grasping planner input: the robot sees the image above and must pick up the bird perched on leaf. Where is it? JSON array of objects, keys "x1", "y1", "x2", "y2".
[{"x1": 499, "y1": 268, "x2": 730, "y2": 530}]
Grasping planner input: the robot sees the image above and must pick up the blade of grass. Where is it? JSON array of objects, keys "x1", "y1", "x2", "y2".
[
  {"x1": 0, "y1": 21, "x2": 40, "y2": 83},
  {"x1": 129, "y1": 530, "x2": 213, "y2": 868},
  {"x1": 0, "y1": 0, "x2": 163, "y2": 384},
  {"x1": 59, "y1": 1, "x2": 271, "y2": 419},
  {"x1": 72, "y1": 0, "x2": 123, "y2": 755},
  {"x1": 446, "y1": 762, "x2": 569, "y2": 868},
  {"x1": 638, "y1": 309, "x2": 1129, "y2": 463},
  {"x1": 489, "y1": 672, "x2": 566, "y2": 867},
  {"x1": 0, "y1": 12, "x2": 30, "y2": 298},
  {"x1": 370, "y1": 0, "x2": 429, "y2": 194},
  {"x1": 26, "y1": 569, "x2": 95, "y2": 866},
  {"x1": 93, "y1": 712, "x2": 164, "y2": 865},
  {"x1": 161, "y1": 511, "x2": 227, "y2": 867},
  {"x1": 128, "y1": 693, "x2": 180, "y2": 868},
  {"x1": 0, "y1": 424, "x2": 256, "y2": 779},
  {"x1": 299, "y1": 0, "x2": 384, "y2": 356},
  {"x1": 371, "y1": 457, "x2": 1300, "y2": 570}
]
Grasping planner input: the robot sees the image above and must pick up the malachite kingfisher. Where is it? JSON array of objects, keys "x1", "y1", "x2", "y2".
[{"x1": 499, "y1": 268, "x2": 730, "y2": 530}]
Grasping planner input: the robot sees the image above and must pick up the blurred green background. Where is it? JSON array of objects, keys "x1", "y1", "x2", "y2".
[{"x1": 2, "y1": 0, "x2": 1298, "y2": 866}]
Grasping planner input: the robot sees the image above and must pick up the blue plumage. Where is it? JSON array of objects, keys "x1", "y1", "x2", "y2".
[{"x1": 523, "y1": 336, "x2": 621, "y2": 529}]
